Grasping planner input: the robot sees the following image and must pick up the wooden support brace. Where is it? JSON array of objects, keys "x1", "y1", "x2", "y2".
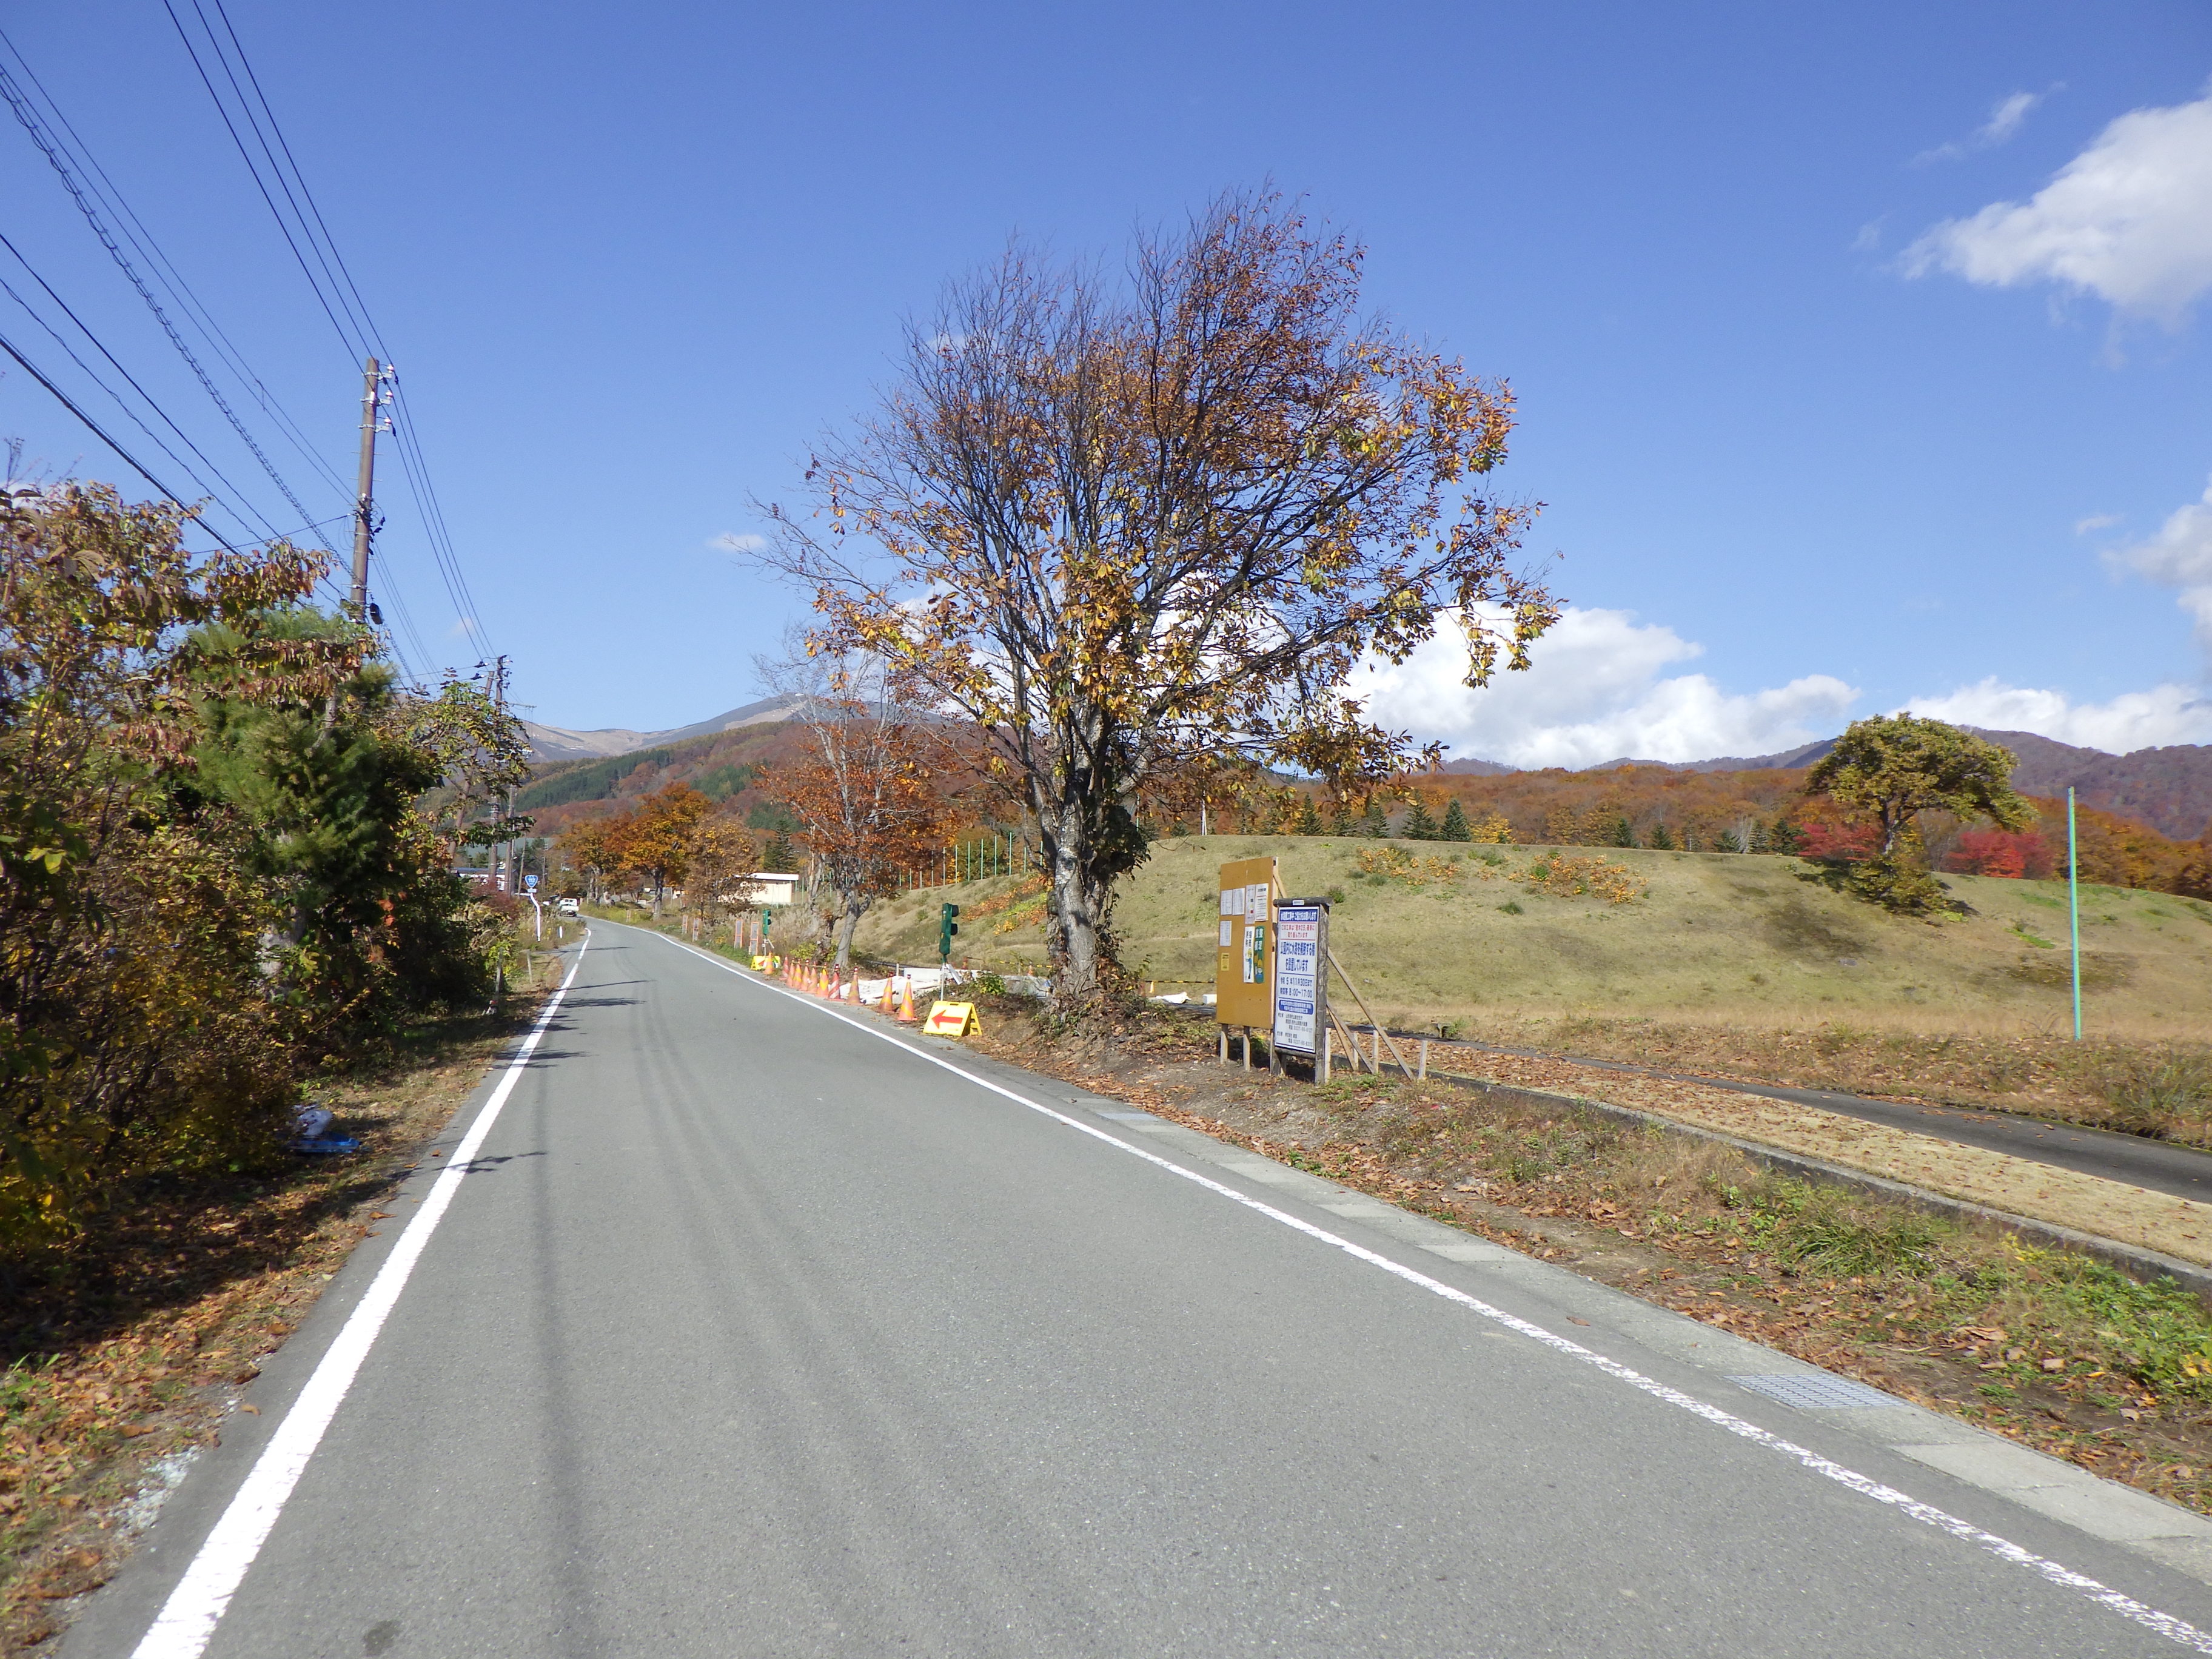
[{"x1": 1326, "y1": 950, "x2": 1415, "y2": 1078}]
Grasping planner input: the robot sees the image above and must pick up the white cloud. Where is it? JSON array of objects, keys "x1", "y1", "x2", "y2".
[
  {"x1": 1348, "y1": 606, "x2": 1860, "y2": 769},
  {"x1": 1901, "y1": 679, "x2": 2212, "y2": 751},
  {"x1": 1912, "y1": 88, "x2": 2054, "y2": 166},
  {"x1": 2108, "y1": 475, "x2": 2212, "y2": 654},
  {"x1": 2074, "y1": 512, "x2": 2122, "y2": 535},
  {"x1": 711, "y1": 531, "x2": 767, "y2": 554},
  {"x1": 447, "y1": 615, "x2": 477, "y2": 638},
  {"x1": 1902, "y1": 83, "x2": 2212, "y2": 322}
]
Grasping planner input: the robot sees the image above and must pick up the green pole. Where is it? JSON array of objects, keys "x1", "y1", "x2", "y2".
[{"x1": 2068, "y1": 786, "x2": 2082, "y2": 1041}]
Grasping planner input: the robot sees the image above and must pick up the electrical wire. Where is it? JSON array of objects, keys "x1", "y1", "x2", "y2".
[
  {"x1": 0, "y1": 28, "x2": 352, "y2": 505},
  {"x1": 3, "y1": 15, "x2": 495, "y2": 672},
  {"x1": 161, "y1": 1, "x2": 499, "y2": 660},
  {"x1": 0, "y1": 324, "x2": 246, "y2": 556},
  {"x1": 0, "y1": 235, "x2": 286, "y2": 546},
  {"x1": 0, "y1": 54, "x2": 340, "y2": 557}
]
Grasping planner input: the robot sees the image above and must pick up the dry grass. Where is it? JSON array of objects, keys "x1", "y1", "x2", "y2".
[
  {"x1": 854, "y1": 835, "x2": 2212, "y2": 1141},
  {"x1": 864, "y1": 834, "x2": 2212, "y2": 1033}
]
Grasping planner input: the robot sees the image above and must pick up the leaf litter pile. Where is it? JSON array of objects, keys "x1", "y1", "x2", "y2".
[
  {"x1": 0, "y1": 997, "x2": 548, "y2": 1655},
  {"x1": 964, "y1": 997, "x2": 2212, "y2": 1525}
]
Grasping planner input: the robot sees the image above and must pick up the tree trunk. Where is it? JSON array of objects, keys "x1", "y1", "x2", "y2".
[
  {"x1": 834, "y1": 895, "x2": 865, "y2": 968},
  {"x1": 1043, "y1": 800, "x2": 1105, "y2": 1002}
]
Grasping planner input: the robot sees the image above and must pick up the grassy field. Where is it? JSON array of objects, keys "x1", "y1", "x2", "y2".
[{"x1": 854, "y1": 834, "x2": 2212, "y2": 1040}]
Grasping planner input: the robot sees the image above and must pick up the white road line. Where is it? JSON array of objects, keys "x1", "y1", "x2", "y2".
[
  {"x1": 129, "y1": 942, "x2": 591, "y2": 1659},
  {"x1": 659, "y1": 931, "x2": 2212, "y2": 1654}
]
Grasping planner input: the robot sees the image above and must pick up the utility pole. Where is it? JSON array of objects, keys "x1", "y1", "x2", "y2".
[
  {"x1": 349, "y1": 355, "x2": 382, "y2": 618},
  {"x1": 492, "y1": 654, "x2": 512, "y2": 892}
]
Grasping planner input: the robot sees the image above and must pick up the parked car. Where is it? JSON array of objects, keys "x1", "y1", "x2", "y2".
[{"x1": 558, "y1": 897, "x2": 581, "y2": 916}]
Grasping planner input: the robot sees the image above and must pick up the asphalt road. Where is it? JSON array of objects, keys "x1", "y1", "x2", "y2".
[{"x1": 72, "y1": 922, "x2": 2212, "y2": 1657}]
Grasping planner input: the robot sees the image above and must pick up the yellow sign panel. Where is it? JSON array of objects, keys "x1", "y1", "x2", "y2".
[
  {"x1": 923, "y1": 1000, "x2": 980, "y2": 1037},
  {"x1": 1214, "y1": 856, "x2": 1278, "y2": 1027}
]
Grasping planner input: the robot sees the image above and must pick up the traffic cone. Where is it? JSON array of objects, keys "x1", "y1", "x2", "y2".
[
  {"x1": 880, "y1": 977, "x2": 897, "y2": 1014},
  {"x1": 896, "y1": 978, "x2": 917, "y2": 1023}
]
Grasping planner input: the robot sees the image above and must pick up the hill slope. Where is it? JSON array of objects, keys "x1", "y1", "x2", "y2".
[{"x1": 852, "y1": 834, "x2": 2212, "y2": 1039}]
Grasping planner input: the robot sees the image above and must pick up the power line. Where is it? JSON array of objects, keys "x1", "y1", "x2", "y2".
[
  {"x1": 0, "y1": 233, "x2": 286, "y2": 546},
  {"x1": 2, "y1": 16, "x2": 495, "y2": 675},
  {"x1": 0, "y1": 28, "x2": 353, "y2": 506},
  {"x1": 157, "y1": 2, "x2": 500, "y2": 663},
  {"x1": 0, "y1": 324, "x2": 246, "y2": 557},
  {"x1": 0, "y1": 52, "x2": 339, "y2": 555}
]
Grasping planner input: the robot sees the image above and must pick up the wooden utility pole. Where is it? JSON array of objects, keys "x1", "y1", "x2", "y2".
[
  {"x1": 492, "y1": 654, "x2": 512, "y2": 892},
  {"x1": 349, "y1": 356, "x2": 381, "y2": 617}
]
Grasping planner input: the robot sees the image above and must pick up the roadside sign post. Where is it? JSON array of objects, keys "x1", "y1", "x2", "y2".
[
  {"x1": 2068, "y1": 786, "x2": 2083, "y2": 1041},
  {"x1": 1215, "y1": 856, "x2": 1278, "y2": 1067},
  {"x1": 1270, "y1": 899, "x2": 1329, "y2": 1079}
]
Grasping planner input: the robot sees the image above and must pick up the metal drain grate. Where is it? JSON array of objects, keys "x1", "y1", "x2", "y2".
[{"x1": 1728, "y1": 1372, "x2": 1899, "y2": 1411}]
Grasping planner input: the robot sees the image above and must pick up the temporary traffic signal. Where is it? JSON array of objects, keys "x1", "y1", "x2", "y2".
[{"x1": 939, "y1": 902, "x2": 960, "y2": 962}]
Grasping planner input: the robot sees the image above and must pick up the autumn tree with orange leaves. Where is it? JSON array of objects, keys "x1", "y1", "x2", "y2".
[
  {"x1": 617, "y1": 782, "x2": 712, "y2": 916},
  {"x1": 748, "y1": 189, "x2": 1557, "y2": 1003}
]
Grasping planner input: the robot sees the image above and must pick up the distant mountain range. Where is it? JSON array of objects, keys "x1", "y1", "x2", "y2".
[
  {"x1": 529, "y1": 705, "x2": 2212, "y2": 842},
  {"x1": 1446, "y1": 729, "x2": 2212, "y2": 841},
  {"x1": 521, "y1": 695, "x2": 811, "y2": 763}
]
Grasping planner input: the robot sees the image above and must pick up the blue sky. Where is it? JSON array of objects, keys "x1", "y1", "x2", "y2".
[{"x1": 5, "y1": 2, "x2": 2210, "y2": 762}]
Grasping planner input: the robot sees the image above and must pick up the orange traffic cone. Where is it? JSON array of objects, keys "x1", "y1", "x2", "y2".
[
  {"x1": 879, "y1": 977, "x2": 896, "y2": 1015},
  {"x1": 896, "y1": 977, "x2": 917, "y2": 1023}
]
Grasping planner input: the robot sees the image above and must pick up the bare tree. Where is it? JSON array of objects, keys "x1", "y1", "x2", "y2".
[{"x1": 759, "y1": 649, "x2": 951, "y2": 968}]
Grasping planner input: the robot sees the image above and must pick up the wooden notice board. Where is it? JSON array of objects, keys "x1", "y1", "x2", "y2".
[{"x1": 1214, "y1": 856, "x2": 1278, "y2": 1027}]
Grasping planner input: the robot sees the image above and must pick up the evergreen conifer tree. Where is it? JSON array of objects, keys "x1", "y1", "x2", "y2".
[
  {"x1": 1440, "y1": 799, "x2": 1472, "y2": 842},
  {"x1": 1330, "y1": 802, "x2": 1355, "y2": 836},
  {"x1": 1646, "y1": 821, "x2": 1675, "y2": 850},
  {"x1": 1609, "y1": 814, "x2": 1637, "y2": 848},
  {"x1": 1358, "y1": 799, "x2": 1389, "y2": 837},
  {"x1": 1769, "y1": 816, "x2": 1804, "y2": 855},
  {"x1": 1749, "y1": 819, "x2": 1771, "y2": 853},
  {"x1": 1296, "y1": 797, "x2": 1324, "y2": 836},
  {"x1": 1403, "y1": 794, "x2": 1439, "y2": 840}
]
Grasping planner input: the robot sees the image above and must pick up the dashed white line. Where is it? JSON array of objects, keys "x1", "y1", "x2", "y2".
[{"x1": 656, "y1": 928, "x2": 2212, "y2": 1653}]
